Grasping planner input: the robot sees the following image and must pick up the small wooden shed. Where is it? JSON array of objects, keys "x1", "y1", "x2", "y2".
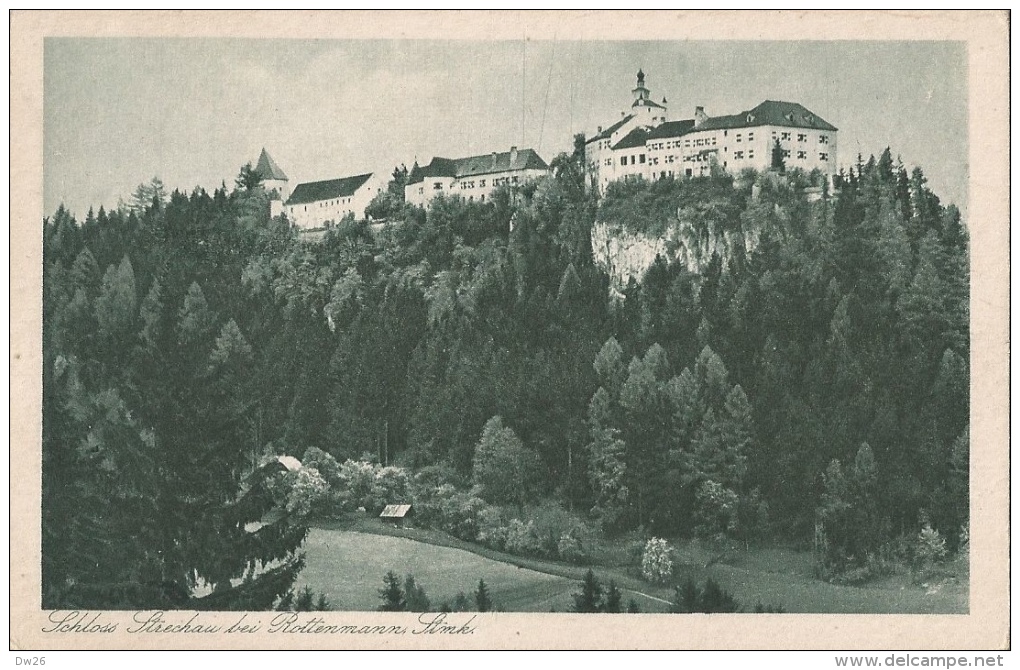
[{"x1": 379, "y1": 504, "x2": 412, "y2": 526}]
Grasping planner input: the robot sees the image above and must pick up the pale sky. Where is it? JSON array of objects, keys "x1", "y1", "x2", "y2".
[{"x1": 44, "y1": 39, "x2": 967, "y2": 220}]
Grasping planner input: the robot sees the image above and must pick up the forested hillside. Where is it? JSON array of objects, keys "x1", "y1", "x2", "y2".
[{"x1": 42, "y1": 144, "x2": 969, "y2": 609}]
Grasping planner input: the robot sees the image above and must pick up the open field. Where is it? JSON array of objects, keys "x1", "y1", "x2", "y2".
[
  {"x1": 296, "y1": 524, "x2": 968, "y2": 613},
  {"x1": 294, "y1": 529, "x2": 648, "y2": 612}
]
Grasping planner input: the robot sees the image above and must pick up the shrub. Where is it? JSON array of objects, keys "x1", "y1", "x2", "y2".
[
  {"x1": 504, "y1": 519, "x2": 543, "y2": 557},
  {"x1": 367, "y1": 466, "x2": 412, "y2": 514},
  {"x1": 476, "y1": 505, "x2": 510, "y2": 550},
  {"x1": 336, "y1": 459, "x2": 378, "y2": 511},
  {"x1": 525, "y1": 501, "x2": 595, "y2": 558},
  {"x1": 641, "y1": 537, "x2": 674, "y2": 583},
  {"x1": 912, "y1": 522, "x2": 949, "y2": 583},
  {"x1": 693, "y1": 480, "x2": 740, "y2": 541},
  {"x1": 439, "y1": 491, "x2": 487, "y2": 541},
  {"x1": 557, "y1": 532, "x2": 586, "y2": 564},
  {"x1": 284, "y1": 467, "x2": 329, "y2": 518},
  {"x1": 301, "y1": 447, "x2": 342, "y2": 488},
  {"x1": 410, "y1": 482, "x2": 456, "y2": 529}
]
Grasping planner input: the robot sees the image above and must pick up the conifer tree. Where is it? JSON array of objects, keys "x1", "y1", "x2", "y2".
[
  {"x1": 603, "y1": 580, "x2": 623, "y2": 613},
  {"x1": 474, "y1": 578, "x2": 493, "y2": 613},
  {"x1": 571, "y1": 569, "x2": 603, "y2": 613},
  {"x1": 379, "y1": 571, "x2": 406, "y2": 611}
]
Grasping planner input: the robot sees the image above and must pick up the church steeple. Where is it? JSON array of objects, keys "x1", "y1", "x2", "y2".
[
  {"x1": 628, "y1": 69, "x2": 666, "y2": 125},
  {"x1": 632, "y1": 69, "x2": 649, "y2": 103}
]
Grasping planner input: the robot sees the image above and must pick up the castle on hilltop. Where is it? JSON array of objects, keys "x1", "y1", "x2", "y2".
[
  {"x1": 255, "y1": 70, "x2": 838, "y2": 231},
  {"x1": 585, "y1": 70, "x2": 838, "y2": 193}
]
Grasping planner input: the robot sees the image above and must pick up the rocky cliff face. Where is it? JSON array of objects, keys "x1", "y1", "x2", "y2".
[{"x1": 591, "y1": 217, "x2": 760, "y2": 293}]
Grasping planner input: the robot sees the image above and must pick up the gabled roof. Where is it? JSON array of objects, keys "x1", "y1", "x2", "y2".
[
  {"x1": 408, "y1": 148, "x2": 549, "y2": 184},
  {"x1": 632, "y1": 97, "x2": 666, "y2": 110},
  {"x1": 287, "y1": 173, "x2": 374, "y2": 205},
  {"x1": 586, "y1": 114, "x2": 635, "y2": 144},
  {"x1": 380, "y1": 504, "x2": 412, "y2": 518},
  {"x1": 646, "y1": 119, "x2": 696, "y2": 140},
  {"x1": 256, "y1": 148, "x2": 288, "y2": 181},
  {"x1": 611, "y1": 127, "x2": 650, "y2": 151},
  {"x1": 697, "y1": 101, "x2": 837, "y2": 132}
]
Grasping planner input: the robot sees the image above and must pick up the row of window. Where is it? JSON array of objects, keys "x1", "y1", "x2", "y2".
[
  {"x1": 773, "y1": 131, "x2": 829, "y2": 144},
  {"x1": 600, "y1": 131, "x2": 831, "y2": 161},
  {"x1": 619, "y1": 154, "x2": 647, "y2": 166},
  {"x1": 429, "y1": 176, "x2": 520, "y2": 192},
  {"x1": 309, "y1": 197, "x2": 352, "y2": 208},
  {"x1": 596, "y1": 143, "x2": 832, "y2": 173},
  {"x1": 648, "y1": 139, "x2": 690, "y2": 151}
]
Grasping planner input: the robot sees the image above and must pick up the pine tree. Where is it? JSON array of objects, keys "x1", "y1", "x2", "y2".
[
  {"x1": 571, "y1": 569, "x2": 603, "y2": 613},
  {"x1": 94, "y1": 256, "x2": 138, "y2": 356},
  {"x1": 70, "y1": 247, "x2": 101, "y2": 297},
  {"x1": 379, "y1": 571, "x2": 406, "y2": 611},
  {"x1": 603, "y1": 580, "x2": 623, "y2": 613},
  {"x1": 586, "y1": 387, "x2": 629, "y2": 528},
  {"x1": 177, "y1": 281, "x2": 217, "y2": 347},
  {"x1": 474, "y1": 578, "x2": 493, "y2": 613},
  {"x1": 593, "y1": 337, "x2": 627, "y2": 397},
  {"x1": 295, "y1": 586, "x2": 315, "y2": 611},
  {"x1": 404, "y1": 574, "x2": 431, "y2": 612}
]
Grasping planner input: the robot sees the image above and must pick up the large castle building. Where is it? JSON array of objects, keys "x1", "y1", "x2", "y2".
[
  {"x1": 405, "y1": 146, "x2": 550, "y2": 207},
  {"x1": 585, "y1": 71, "x2": 838, "y2": 192},
  {"x1": 285, "y1": 172, "x2": 385, "y2": 230}
]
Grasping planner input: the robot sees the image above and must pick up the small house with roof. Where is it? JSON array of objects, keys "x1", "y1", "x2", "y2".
[
  {"x1": 379, "y1": 504, "x2": 412, "y2": 526},
  {"x1": 285, "y1": 172, "x2": 385, "y2": 231},
  {"x1": 405, "y1": 146, "x2": 550, "y2": 207}
]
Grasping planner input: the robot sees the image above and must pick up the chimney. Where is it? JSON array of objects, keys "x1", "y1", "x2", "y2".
[
  {"x1": 510, "y1": 146, "x2": 518, "y2": 164},
  {"x1": 492, "y1": 151, "x2": 498, "y2": 168},
  {"x1": 695, "y1": 106, "x2": 708, "y2": 128},
  {"x1": 597, "y1": 125, "x2": 603, "y2": 134}
]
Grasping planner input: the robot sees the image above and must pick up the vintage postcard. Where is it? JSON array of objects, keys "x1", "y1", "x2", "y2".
[{"x1": 10, "y1": 10, "x2": 1009, "y2": 651}]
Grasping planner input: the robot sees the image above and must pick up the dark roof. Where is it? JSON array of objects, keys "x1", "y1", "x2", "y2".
[
  {"x1": 287, "y1": 173, "x2": 374, "y2": 205},
  {"x1": 646, "y1": 119, "x2": 696, "y2": 139},
  {"x1": 632, "y1": 97, "x2": 666, "y2": 110},
  {"x1": 697, "y1": 100, "x2": 837, "y2": 132},
  {"x1": 408, "y1": 148, "x2": 549, "y2": 184},
  {"x1": 255, "y1": 148, "x2": 288, "y2": 181},
  {"x1": 611, "y1": 127, "x2": 650, "y2": 150},
  {"x1": 586, "y1": 114, "x2": 635, "y2": 144}
]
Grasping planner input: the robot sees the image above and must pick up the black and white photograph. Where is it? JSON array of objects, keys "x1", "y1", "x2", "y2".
[{"x1": 11, "y1": 10, "x2": 1009, "y2": 652}]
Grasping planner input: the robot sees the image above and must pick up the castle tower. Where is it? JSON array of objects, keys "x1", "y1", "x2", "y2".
[
  {"x1": 630, "y1": 69, "x2": 667, "y2": 127},
  {"x1": 255, "y1": 148, "x2": 289, "y2": 202},
  {"x1": 632, "y1": 69, "x2": 650, "y2": 104}
]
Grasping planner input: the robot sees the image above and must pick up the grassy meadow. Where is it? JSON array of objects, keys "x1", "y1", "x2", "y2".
[{"x1": 295, "y1": 526, "x2": 967, "y2": 614}]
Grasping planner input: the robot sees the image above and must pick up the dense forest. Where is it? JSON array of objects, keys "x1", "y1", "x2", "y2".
[{"x1": 42, "y1": 141, "x2": 968, "y2": 609}]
